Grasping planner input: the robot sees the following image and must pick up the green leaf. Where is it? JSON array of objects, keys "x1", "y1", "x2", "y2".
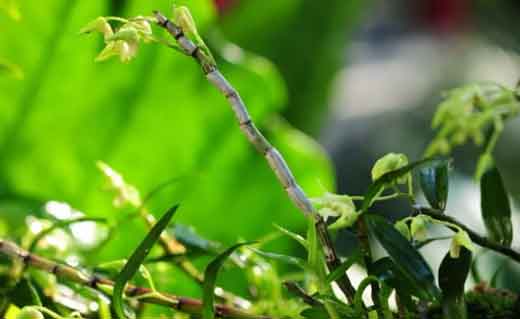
[
  {"x1": 112, "y1": 204, "x2": 178, "y2": 319},
  {"x1": 202, "y1": 242, "x2": 252, "y2": 319},
  {"x1": 369, "y1": 257, "x2": 417, "y2": 312},
  {"x1": 365, "y1": 214, "x2": 439, "y2": 301},
  {"x1": 480, "y1": 166, "x2": 513, "y2": 246},
  {"x1": 419, "y1": 159, "x2": 450, "y2": 211},
  {"x1": 371, "y1": 153, "x2": 409, "y2": 183},
  {"x1": 361, "y1": 157, "x2": 437, "y2": 212},
  {"x1": 273, "y1": 224, "x2": 308, "y2": 250},
  {"x1": 438, "y1": 247, "x2": 472, "y2": 319}
]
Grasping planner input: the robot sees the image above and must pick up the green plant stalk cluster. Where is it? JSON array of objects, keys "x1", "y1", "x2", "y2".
[{"x1": 151, "y1": 9, "x2": 356, "y2": 306}]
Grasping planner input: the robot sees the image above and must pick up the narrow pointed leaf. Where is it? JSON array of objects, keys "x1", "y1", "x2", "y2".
[
  {"x1": 438, "y1": 247, "x2": 472, "y2": 319},
  {"x1": 250, "y1": 248, "x2": 307, "y2": 270},
  {"x1": 325, "y1": 251, "x2": 362, "y2": 284},
  {"x1": 203, "y1": 242, "x2": 252, "y2": 319},
  {"x1": 480, "y1": 166, "x2": 512, "y2": 246},
  {"x1": 361, "y1": 157, "x2": 437, "y2": 212},
  {"x1": 273, "y1": 223, "x2": 308, "y2": 250},
  {"x1": 365, "y1": 214, "x2": 439, "y2": 301},
  {"x1": 419, "y1": 159, "x2": 449, "y2": 211},
  {"x1": 112, "y1": 205, "x2": 179, "y2": 319}
]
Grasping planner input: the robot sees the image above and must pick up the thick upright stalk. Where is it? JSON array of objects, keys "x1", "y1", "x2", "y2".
[
  {"x1": 0, "y1": 239, "x2": 268, "y2": 319},
  {"x1": 152, "y1": 11, "x2": 355, "y2": 302}
]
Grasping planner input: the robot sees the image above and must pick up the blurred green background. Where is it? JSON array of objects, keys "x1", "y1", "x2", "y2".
[{"x1": 2, "y1": 0, "x2": 520, "y2": 309}]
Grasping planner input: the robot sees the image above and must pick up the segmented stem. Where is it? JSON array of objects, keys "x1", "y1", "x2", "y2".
[
  {"x1": 0, "y1": 239, "x2": 268, "y2": 319},
  {"x1": 152, "y1": 11, "x2": 355, "y2": 302}
]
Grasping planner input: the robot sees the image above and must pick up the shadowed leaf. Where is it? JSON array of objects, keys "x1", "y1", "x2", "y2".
[
  {"x1": 365, "y1": 214, "x2": 439, "y2": 301},
  {"x1": 438, "y1": 247, "x2": 472, "y2": 319},
  {"x1": 419, "y1": 159, "x2": 450, "y2": 211},
  {"x1": 481, "y1": 166, "x2": 513, "y2": 246}
]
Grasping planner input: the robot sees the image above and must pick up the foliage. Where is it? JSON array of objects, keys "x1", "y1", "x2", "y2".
[{"x1": 1, "y1": 2, "x2": 520, "y2": 319}]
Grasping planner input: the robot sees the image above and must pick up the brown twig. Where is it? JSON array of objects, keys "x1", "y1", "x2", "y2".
[
  {"x1": 414, "y1": 206, "x2": 520, "y2": 263},
  {"x1": 0, "y1": 238, "x2": 269, "y2": 319}
]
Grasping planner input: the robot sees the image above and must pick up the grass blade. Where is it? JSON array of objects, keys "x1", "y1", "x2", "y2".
[
  {"x1": 203, "y1": 242, "x2": 252, "y2": 319},
  {"x1": 112, "y1": 204, "x2": 179, "y2": 319}
]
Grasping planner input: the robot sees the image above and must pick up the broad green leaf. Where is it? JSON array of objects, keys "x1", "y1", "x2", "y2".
[
  {"x1": 202, "y1": 242, "x2": 251, "y2": 319},
  {"x1": 371, "y1": 153, "x2": 409, "y2": 183},
  {"x1": 361, "y1": 157, "x2": 437, "y2": 212},
  {"x1": 419, "y1": 159, "x2": 449, "y2": 211},
  {"x1": 480, "y1": 166, "x2": 513, "y2": 246},
  {"x1": 365, "y1": 214, "x2": 439, "y2": 301},
  {"x1": 112, "y1": 205, "x2": 178, "y2": 319},
  {"x1": 438, "y1": 247, "x2": 472, "y2": 319}
]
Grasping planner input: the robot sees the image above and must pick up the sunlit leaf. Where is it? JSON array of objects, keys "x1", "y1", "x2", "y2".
[
  {"x1": 112, "y1": 205, "x2": 178, "y2": 319},
  {"x1": 480, "y1": 166, "x2": 513, "y2": 246},
  {"x1": 361, "y1": 157, "x2": 437, "y2": 212},
  {"x1": 371, "y1": 153, "x2": 409, "y2": 183}
]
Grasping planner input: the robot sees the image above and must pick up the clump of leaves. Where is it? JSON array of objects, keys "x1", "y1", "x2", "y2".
[
  {"x1": 425, "y1": 82, "x2": 520, "y2": 178},
  {"x1": 80, "y1": 16, "x2": 154, "y2": 63}
]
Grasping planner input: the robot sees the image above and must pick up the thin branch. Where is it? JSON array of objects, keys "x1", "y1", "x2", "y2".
[
  {"x1": 414, "y1": 206, "x2": 520, "y2": 263},
  {"x1": 152, "y1": 10, "x2": 356, "y2": 303},
  {"x1": 0, "y1": 239, "x2": 269, "y2": 319}
]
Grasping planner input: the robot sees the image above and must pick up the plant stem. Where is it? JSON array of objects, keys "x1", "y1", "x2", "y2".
[
  {"x1": 152, "y1": 10, "x2": 356, "y2": 303},
  {"x1": 0, "y1": 239, "x2": 269, "y2": 319},
  {"x1": 414, "y1": 207, "x2": 520, "y2": 263}
]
